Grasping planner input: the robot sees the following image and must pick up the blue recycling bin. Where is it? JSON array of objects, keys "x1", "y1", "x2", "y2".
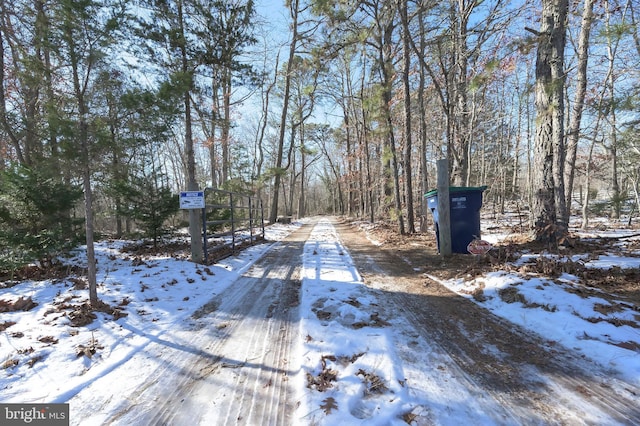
[{"x1": 425, "y1": 186, "x2": 487, "y2": 254}]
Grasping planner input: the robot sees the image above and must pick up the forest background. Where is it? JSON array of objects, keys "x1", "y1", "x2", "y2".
[{"x1": 1, "y1": 0, "x2": 639, "y2": 295}]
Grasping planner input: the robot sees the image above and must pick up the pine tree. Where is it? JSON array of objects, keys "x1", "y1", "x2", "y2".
[{"x1": 0, "y1": 165, "x2": 82, "y2": 270}]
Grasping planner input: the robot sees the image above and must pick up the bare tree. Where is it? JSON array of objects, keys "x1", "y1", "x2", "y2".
[
  {"x1": 400, "y1": 0, "x2": 415, "y2": 233},
  {"x1": 565, "y1": 0, "x2": 595, "y2": 219},
  {"x1": 603, "y1": 0, "x2": 621, "y2": 219},
  {"x1": 269, "y1": 0, "x2": 304, "y2": 223}
]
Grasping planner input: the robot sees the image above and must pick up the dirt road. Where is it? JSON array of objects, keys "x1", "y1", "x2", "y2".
[
  {"x1": 68, "y1": 224, "x2": 311, "y2": 425},
  {"x1": 71, "y1": 218, "x2": 639, "y2": 425},
  {"x1": 333, "y1": 219, "x2": 640, "y2": 425}
]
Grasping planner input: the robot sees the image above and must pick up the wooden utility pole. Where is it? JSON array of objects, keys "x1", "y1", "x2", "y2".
[{"x1": 436, "y1": 159, "x2": 452, "y2": 256}]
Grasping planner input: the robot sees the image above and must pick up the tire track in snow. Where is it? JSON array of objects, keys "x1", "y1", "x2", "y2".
[
  {"x1": 72, "y1": 224, "x2": 312, "y2": 425},
  {"x1": 121, "y1": 229, "x2": 309, "y2": 425}
]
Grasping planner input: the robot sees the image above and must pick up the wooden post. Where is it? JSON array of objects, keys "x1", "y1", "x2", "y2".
[
  {"x1": 189, "y1": 209, "x2": 203, "y2": 263},
  {"x1": 189, "y1": 184, "x2": 203, "y2": 264},
  {"x1": 436, "y1": 159, "x2": 452, "y2": 256}
]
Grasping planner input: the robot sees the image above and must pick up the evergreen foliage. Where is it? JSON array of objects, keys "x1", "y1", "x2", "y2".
[
  {"x1": 111, "y1": 171, "x2": 179, "y2": 247},
  {"x1": 0, "y1": 165, "x2": 83, "y2": 270}
]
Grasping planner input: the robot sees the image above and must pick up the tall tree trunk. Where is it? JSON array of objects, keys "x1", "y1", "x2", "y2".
[
  {"x1": 210, "y1": 77, "x2": 219, "y2": 189},
  {"x1": 35, "y1": 0, "x2": 61, "y2": 175},
  {"x1": 400, "y1": 0, "x2": 415, "y2": 233},
  {"x1": 376, "y1": 9, "x2": 404, "y2": 234},
  {"x1": 565, "y1": 0, "x2": 594, "y2": 219},
  {"x1": 581, "y1": 138, "x2": 597, "y2": 230},
  {"x1": 66, "y1": 21, "x2": 98, "y2": 306},
  {"x1": 360, "y1": 66, "x2": 375, "y2": 223},
  {"x1": 298, "y1": 142, "x2": 306, "y2": 217},
  {"x1": 178, "y1": 0, "x2": 202, "y2": 263},
  {"x1": 530, "y1": 0, "x2": 569, "y2": 243},
  {"x1": 417, "y1": 5, "x2": 429, "y2": 232},
  {"x1": 339, "y1": 53, "x2": 356, "y2": 217},
  {"x1": 451, "y1": 0, "x2": 471, "y2": 186},
  {"x1": 252, "y1": 46, "x2": 279, "y2": 199},
  {"x1": 0, "y1": 13, "x2": 26, "y2": 165},
  {"x1": 604, "y1": 0, "x2": 620, "y2": 219},
  {"x1": 513, "y1": 114, "x2": 521, "y2": 196},
  {"x1": 269, "y1": 0, "x2": 299, "y2": 224},
  {"x1": 222, "y1": 68, "x2": 232, "y2": 185}
]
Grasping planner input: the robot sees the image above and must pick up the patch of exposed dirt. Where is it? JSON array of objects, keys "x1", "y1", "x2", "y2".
[
  {"x1": 121, "y1": 236, "x2": 267, "y2": 265},
  {"x1": 0, "y1": 264, "x2": 86, "y2": 287},
  {"x1": 357, "y1": 219, "x2": 640, "y2": 307},
  {"x1": 121, "y1": 239, "x2": 190, "y2": 257},
  {"x1": 52, "y1": 300, "x2": 128, "y2": 327},
  {"x1": 202, "y1": 236, "x2": 267, "y2": 265}
]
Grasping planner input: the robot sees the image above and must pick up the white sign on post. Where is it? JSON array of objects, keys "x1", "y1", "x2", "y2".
[{"x1": 180, "y1": 191, "x2": 205, "y2": 209}]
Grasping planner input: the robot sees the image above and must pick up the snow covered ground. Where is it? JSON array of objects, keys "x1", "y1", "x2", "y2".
[
  {"x1": 477, "y1": 228, "x2": 640, "y2": 386},
  {"x1": 1, "y1": 218, "x2": 639, "y2": 424}
]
